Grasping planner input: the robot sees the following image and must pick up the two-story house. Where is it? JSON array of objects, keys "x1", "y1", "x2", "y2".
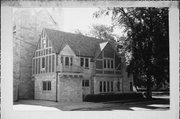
[{"x1": 32, "y1": 28, "x2": 133, "y2": 102}]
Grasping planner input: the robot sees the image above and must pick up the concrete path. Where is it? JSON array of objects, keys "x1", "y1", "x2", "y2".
[{"x1": 13, "y1": 96, "x2": 169, "y2": 111}]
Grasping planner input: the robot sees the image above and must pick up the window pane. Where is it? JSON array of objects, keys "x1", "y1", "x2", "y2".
[
  {"x1": 107, "y1": 81, "x2": 109, "y2": 92},
  {"x1": 49, "y1": 56, "x2": 51, "y2": 72},
  {"x1": 85, "y1": 58, "x2": 89, "y2": 68},
  {"x1": 130, "y1": 82, "x2": 133, "y2": 91},
  {"x1": 104, "y1": 59, "x2": 106, "y2": 68},
  {"x1": 65, "y1": 57, "x2": 69, "y2": 66},
  {"x1": 111, "y1": 60, "x2": 113, "y2": 68},
  {"x1": 35, "y1": 59, "x2": 38, "y2": 74},
  {"x1": 107, "y1": 60, "x2": 110, "y2": 68},
  {"x1": 43, "y1": 82, "x2": 46, "y2": 90},
  {"x1": 49, "y1": 48, "x2": 51, "y2": 54},
  {"x1": 82, "y1": 80, "x2": 84, "y2": 87},
  {"x1": 104, "y1": 81, "x2": 106, "y2": 92},
  {"x1": 38, "y1": 58, "x2": 40, "y2": 73},
  {"x1": 46, "y1": 49, "x2": 48, "y2": 55},
  {"x1": 46, "y1": 56, "x2": 48, "y2": 73},
  {"x1": 48, "y1": 82, "x2": 51, "y2": 90},
  {"x1": 111, "y1": 81, "x2": 113, "y2": 91},
  {"x1": 100, "y1": 81, "x2": 102, "y2": 92},
  {"x1": 80, "y1": 58, "x2": 84, "y2": 67},
  {"x1": 61, "y1": 56, "x2": 63, "y2": 64},
  {"x1": 117, "y1": 81, "x2": 120, "y2": 91},
  {"x1": 42, "y1": 57, "x2": 45, "y2": 68},
  {"x1": 70, "y1": 57, "x2": 73, "y2": 66},
  {"x1": 52, "y1": 55, "x2": 55, "y2": 72},
  {"x1": 85, "y1": 80, "x2": 89, "y2": 87}
]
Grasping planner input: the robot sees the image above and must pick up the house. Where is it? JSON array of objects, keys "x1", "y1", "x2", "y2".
[{"x1": 32, "y1": 28, "x2": 133, "y2": 102}]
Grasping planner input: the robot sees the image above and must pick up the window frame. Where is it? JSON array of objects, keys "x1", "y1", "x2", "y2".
[
  {"x1": 103, "y1": 58, "x2": 114, "y2": 70},
  {"x1": 42, "y1": 81, "x2": 51, "y2": 91}
]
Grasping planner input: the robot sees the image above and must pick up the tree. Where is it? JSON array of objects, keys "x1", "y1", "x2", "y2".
[
  {"x1": 88, "y1": 24, "x2": 114, "y2": 40},
  {"x1": 94, "y1": 7, "x2": 169, "y2": 99}
]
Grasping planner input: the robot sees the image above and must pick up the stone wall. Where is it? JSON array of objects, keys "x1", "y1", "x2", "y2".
[
  {"x1": 58, "y1": 76, "x2": 82, "y2": 102},
  {"x1": 34, "y1": 73, "x2": 56, "y2": 101}
]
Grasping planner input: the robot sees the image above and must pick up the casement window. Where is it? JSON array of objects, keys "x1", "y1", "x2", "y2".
[
  {"x1": 130, "y1": 82, "x2": 133, "y2": 91},
  {"x1": 85, "y1": 58, "x2": 89, "y2": 68},
  {"x1": 65, "y1": 57, "x2": 69, "y2": 66},
  {"x1": 100, "y1": 81, "x2": 102, "y2": 92},
  {"x1": 111, "y1": 81, "x2": 113, "y2": 91},
  {"x1": 62, "y1": 56, "x2": 73, "y2": 67},
  {"x1": 52, "y1": 55, "x2": 55, "y2": 72},
  {"x1": 103, "y1": 59, "x2": 114, "y2": 69},
  {"x1": 80, "y1": 57, "x2": 89, "y2": 68},
  {"x1": 103, "y1": 81, "x2": 106, "y2": 92},
  {"x1": 117, "y1": 81, "x2": 120, "y2": 91},
  {"x1": 80, "y1": 58, "x2": 84, "y2": 67},
  {"x1": 107, "y1": 81, "x2": 110, "y2": 92},
  {"x1": 42, "y1": 81, "x2": 51, "y2": 91},
  {"x1": 49, "y1": 56, "x2": 51, "y2": 72},
  {"x1": 82, "y1": 80, "x2": 89, "y2": 87},
  {"x1": 104, "y1": 59, "x2": 106, "y2": 68},
  {"x1": 41, "y1": 57, "x2": 45, "y2": 69}
]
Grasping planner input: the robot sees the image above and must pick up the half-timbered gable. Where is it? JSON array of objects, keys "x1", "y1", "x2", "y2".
[{"x1": 32, "y1": 29, "x2": 56, "y2": 75}]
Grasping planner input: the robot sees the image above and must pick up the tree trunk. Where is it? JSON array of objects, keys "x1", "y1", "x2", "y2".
[{"x1": 146, "y1": 75, "x2": 152, "y2": 99}]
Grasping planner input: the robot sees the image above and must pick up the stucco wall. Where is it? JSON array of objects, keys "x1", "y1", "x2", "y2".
[
  {"x1": 34, "y1": 73, "x2": 56, "y2": 101},
  {"x1": 58, "y1": 76, "x2": 82, "y2": 102}
]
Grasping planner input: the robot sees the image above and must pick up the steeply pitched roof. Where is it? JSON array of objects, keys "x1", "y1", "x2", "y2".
[{"x1": 44, "y1": 28, "x2": 118, "y2": 58}]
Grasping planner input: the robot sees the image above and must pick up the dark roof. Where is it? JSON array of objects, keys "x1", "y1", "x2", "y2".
[{"x1": 44, "y1": 28, "x2": 104, "y2": 57}]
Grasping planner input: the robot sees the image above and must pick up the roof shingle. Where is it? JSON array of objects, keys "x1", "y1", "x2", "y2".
[{"x1": 44, "y1": 28, "x2": 104, "y2": 57}]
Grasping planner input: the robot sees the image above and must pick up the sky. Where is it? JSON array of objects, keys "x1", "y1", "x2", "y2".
[
  {"x1": 47, "y1": 8, "x2": 113, "y2": 34},
  {"x1": 14, "y1": 8, "x2": 124, "y2": 38}
]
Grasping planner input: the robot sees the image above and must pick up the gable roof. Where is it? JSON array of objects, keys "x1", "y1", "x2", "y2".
[{"x1": 44, "y1": 28, "x2": 118, "y2": 58}]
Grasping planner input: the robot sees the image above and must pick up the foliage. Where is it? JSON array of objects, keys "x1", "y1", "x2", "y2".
[{"x1": 94, "y1": 7, "x2": 169, "y2": 98}]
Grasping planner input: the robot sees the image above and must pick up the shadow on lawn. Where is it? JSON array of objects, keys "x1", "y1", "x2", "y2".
[{"x1": 72, "y1": 98, "x2": 169, "y2": 111}]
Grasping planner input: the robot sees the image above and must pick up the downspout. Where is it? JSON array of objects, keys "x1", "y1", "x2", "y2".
[{"x1": 56, "y1": 53, "x2": 58, "y2": 102}]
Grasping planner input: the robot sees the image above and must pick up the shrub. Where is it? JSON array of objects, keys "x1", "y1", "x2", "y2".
[{"x1": 83, "y1": 93, "x2": 144, "y2": 102}]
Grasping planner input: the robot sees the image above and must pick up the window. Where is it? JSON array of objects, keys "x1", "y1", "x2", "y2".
[
  {"x1": 104, "y1": 59, "x2": 114, "y2": 69},
  {"x1": 65, "y1": 57, "x2": 69, "y2": 66},
  {"x1": 49, "y1": 56, "x2": 51, "y2": 72},
  {"x1": 130, "y1": 82, "x2": 133, "y2": 91},
  {"x1": 80, "y1": 58, "x2": 84, "y2": 67},
  {"x1": 61, "y1": 56, "x2": 63, "y2": 63},
  {"x1": 107, "y1": 81, "x2": 110, "y2": 92},
  {"x1": 117, "y1": 81, "x2": 120, "y2": 91},
  {"x1": 111, "y1": 60, "x2": 114, "y2": 68},
  {"x1": 52, "y1": 55, "x2": 55, "y2": 72},
  {"x1": 104, "y1": 81, "x2": 106, "y2": 92},
  {"x1": 42, "y1": 81, "x2": 51, "y2": 91},
  {"x1": 85, "y1": 58, "x2": 89, "y2": 68},
  {"x1": 46, "y1": 56, "x2": 48, "y2": 73},
  {"x1": 42, "y1": 57, "x2": 45, "y2": 69},
  {"x1": 111, "y1": 81, "x2": 113, "y2": 91},
  {"x1": 100, "y1": 81, "x2": 102, "y2": 92},
  {"x1": 49, "y1": 48, "x2": 52, "y2": 54},
  {"x1": 32, "y1": 59, "x2": 35, "y2": 74},
  {"x1": 104, "y1": 59, "x2": 106, "y2": 68},
  {"x1": 70, "y1": 57, "x2": 73, "y2": 66},
  {"x1": 82, "y1": 80, "x2": 89, "y2": 87}
]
